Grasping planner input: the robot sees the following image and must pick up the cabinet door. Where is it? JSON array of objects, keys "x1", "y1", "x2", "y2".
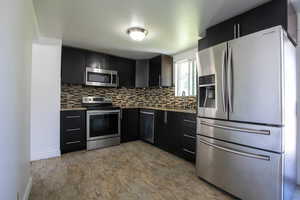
[
  {"x1": 135, "y1": 60, "x2": 149, "y2": 88},
  {"x1": 161, "y1": 56, "x2": 173, "y2": 87},
  {"x1": 61, "y1": 46, "x2": 85, "y2": 84},
  {"x1": 149, "y1": 56, "x2": 161, "y2": 87},
  {"x1": 239, "y1": 1, "x2": 286, "y2": 38},
  {"x1": 206, "y1": 17, "x2": 238, "y2": 47},
  {"x1": 85, "y1": 51, "x2": 109, "y2": 69},
  {"x1": 154, "y1": 110, "x2": 168, "y2": 151},
  {"x1": 109, "y1": 56, "x2": 135, "y2": 88},
  {"x1": 167, "y1": 111, "x2": 182, "y2": 157},
  {"x1": 121, "y1": 109, "x2": 139, "y2": 143}
]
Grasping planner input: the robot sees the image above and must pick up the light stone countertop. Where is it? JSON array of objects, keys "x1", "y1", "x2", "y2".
[{"x1": 61, "y1": 106, "x2": 196, "y2": 114}]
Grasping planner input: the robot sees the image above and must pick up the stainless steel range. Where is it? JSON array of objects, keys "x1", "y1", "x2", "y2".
[{"x1": 82, "y1": 96, "x2": 121, "y2": 150}]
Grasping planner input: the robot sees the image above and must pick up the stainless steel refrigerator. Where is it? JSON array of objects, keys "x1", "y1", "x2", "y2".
[{"x1": 196, "y1": 26, "x2": 297, "y2": 200}]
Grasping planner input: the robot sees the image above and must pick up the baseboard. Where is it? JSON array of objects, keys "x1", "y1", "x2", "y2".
[
  {"x1": 23, "y1": 177, "x2": 32, "y2": 200},
  {"x1": 31, "y1": 148, "x2": 61, "y2": 161}
]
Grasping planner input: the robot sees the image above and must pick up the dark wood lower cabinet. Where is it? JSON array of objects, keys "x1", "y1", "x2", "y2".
[
  {"x1": 154, "y1": 110, "x2": 196, "y2": 163},
  {"x1": 121, "y1": 108, "x2": 139, "y2": 143},
  {"x1": 60, "y1": 110, "x2": 86, "y2": 154}
]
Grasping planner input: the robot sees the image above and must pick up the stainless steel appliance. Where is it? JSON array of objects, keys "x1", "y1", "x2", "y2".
[
  {"x1": 85, "y1": 67, "x2": 118, "y2": 87},
  {"x1": 139, "y1": 110, "x2": 155, "y2": 143},
  {"x1": 196, "y1": 26, "x2": 297, "y2": 200},
  {"x1": 83, "y1": 96, "x2": 121, "y2": 150}
]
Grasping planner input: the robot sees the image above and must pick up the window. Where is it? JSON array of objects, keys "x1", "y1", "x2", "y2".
[{"x1": 174, "y1": 58, "x2": 197, "y2": 96}]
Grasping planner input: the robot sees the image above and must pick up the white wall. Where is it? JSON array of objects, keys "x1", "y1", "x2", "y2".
[
  {"x1": 30, "y1": 39, "x2": 62, "y2": 161},
  {"x1": 297, "y1": 13, "x2": 300, "y2": 185},
  {"x1": 0, "y1": 0, "x2": 38, "y2": 199}
]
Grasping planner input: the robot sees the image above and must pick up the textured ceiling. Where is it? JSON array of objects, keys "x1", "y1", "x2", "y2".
[{"x1": 33, "y1": 0, "x2": 270, "y2": 59}]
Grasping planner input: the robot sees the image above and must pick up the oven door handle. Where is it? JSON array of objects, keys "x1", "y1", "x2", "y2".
[{"x1": 87, "y1": 110, "x2": 120, "y2": 115}]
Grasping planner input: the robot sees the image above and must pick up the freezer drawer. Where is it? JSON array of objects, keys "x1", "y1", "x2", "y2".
[
  {"x1": 197, "y1": 118, "x2": 282, "y2": 153},
  {"x1": 196, "y1": 136, "x2": 282, "y2": 200}
]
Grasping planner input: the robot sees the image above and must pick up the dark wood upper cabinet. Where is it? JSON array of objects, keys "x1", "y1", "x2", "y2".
[
  {"x1": 61, "y1": 46, "x2": 86, "y2": 84},
  {"x1": 109, "y1": 55, "x2": 135, "y2": 88},
  {"x1": 199, "y1": 0, "x2": 297, "y2": 50},
  {"x1": 85, "y1": 51, "x2": 109, "y2": 69},
  {"x1": 204, "y1": 17, "x2": 239, "y2": 49},
  {"x1": 135, "y1": 59, "x2": 149, "y2": 88},
  {"x1": 149, "y1": 55, "x2": 173, "y2": 87}
]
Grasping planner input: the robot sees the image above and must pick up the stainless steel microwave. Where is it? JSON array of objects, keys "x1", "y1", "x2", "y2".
[{"x1": 85, "y1": 67, "x2": 118, "y2": 87}]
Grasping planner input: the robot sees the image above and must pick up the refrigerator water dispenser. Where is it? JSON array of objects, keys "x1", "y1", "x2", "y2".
[{"x1": 199, "y1": 75, "x2": 215, "y2": 108}]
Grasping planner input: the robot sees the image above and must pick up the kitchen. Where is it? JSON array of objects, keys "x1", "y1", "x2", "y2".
[{"x1": 1, "y1": 0, "x2": 300, "y2": 200}]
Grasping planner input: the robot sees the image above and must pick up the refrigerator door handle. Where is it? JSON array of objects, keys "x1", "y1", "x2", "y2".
[
  {"x1": 221, "y1": 49, "x2": 227, "y2": 112},
  {"x1": 200, "y1": 120, "x2": 271, "y2": 135},
  {"x1": 199, "y1": 139, "x2": 270, "y2": 161},
  {"x1": 227, "y1": 46, "x2": 233, "y2": 112}
]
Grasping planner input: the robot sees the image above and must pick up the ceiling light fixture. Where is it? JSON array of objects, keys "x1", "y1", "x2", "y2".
[{"x1": 127, "y1": 27, "x2": 148, "y2": 41}]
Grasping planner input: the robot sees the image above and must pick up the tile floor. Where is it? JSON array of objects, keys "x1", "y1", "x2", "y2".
[
  {"x1": 30, "y1": 141, "x2": 233, "y2": 200},
  {"x1": 30, "y1": 141, "x2": 300, "y2": 200}
]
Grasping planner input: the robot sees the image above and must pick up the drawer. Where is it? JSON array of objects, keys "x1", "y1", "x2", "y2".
[
  {"x1": 182, "y1": 118, "x2": 196, "y2": 129},
  {"x1": 61, "y1": 111, "x2": 84, "y2": 130},
  {"x1": 182, "y1": 126, "x2": 196, "y2": 137},
  {"x1": 182, "y1": 134, "x2": 196, "y2": 152},
  {"x1": 61, "y1": 140, "x2": 85, "y2": 154},
  {"x1": 62, "y1": 130, "x2": 85, "y2": 143},
  {"x1": 197, "y1": 118, "x2": 282, "y2": 153},
  {"x1": 182, "y1": 148, "x2": 196, "y2": 163},
  {"x1": 196, "y1": 136, "x2": 281, "y2": 200}
]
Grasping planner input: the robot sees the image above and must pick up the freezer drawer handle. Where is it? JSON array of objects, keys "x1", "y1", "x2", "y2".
[
  {"x1": 200, "y1": 121, "x2": 270, "y2": 135},
  {"x1": 200, "y1": 139, "x2": 270, "y2": 161}
]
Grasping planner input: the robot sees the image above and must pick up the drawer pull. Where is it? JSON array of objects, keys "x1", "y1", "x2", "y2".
[
  {"x1": 66, "y1": 141, "x2": 81, "y2": 145},
  {"x1": 200, "y1": 139, "x2": 270, "y2": 161},
  {"x1": 200, "y1": 120, "x2": 270, "y2": 135},
  {"x1": 66, "y1": 128, "x2": 81, "y2": 132},
  {"x1": 183, "y1": 148, "x2": 195, "y2": 155},
  {"x1": 140, "y1": 111, "x2": 154, "y2": 115},
  {"x1": 184, "y1": 119, "x2": 196, "y2": 124},
  {"x1": 66, "y1": 115, "x2": 81, "y2": 119},
  {"x1": 183, "y1": 134, "x2": 196, "y2": 139}
]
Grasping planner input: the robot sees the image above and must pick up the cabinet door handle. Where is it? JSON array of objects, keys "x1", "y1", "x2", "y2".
[
  {"x1": 66, "y1": 128, "x2": 81, "y2": 132},
  {"x1": 164, "y1": 111, "x2": 168, "y2": 124},
  {"x1": 237, "y1": 23, "x2": 240, "y2": 37},
  {"x1": 183, "y1": 148, "x2": 195, "y2": 155},
  {"x1": 66, "y1": 141, "x2": 81, "y2": 145},
  {"x1": 66, "y1": 115, "x2": 80, "y2": 119},
  {"x1": 234, "y1": 24, "x2": 236, "y2": 38},
  {"x1": 158, "y1": 75, "x2": 161, "y2": 87}
]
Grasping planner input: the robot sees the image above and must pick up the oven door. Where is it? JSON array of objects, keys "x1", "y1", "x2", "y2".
[
  {"x1": 85, "y1": 68, "x2": 118, "y2": 87},
  {"x1": 87, "y1": 110, "x2": 120, "y2": 141}
]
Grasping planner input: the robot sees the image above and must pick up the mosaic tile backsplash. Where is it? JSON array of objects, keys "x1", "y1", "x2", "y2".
[{"x1": 61, "y1": 84, "x2": 197, "y2": 110}]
